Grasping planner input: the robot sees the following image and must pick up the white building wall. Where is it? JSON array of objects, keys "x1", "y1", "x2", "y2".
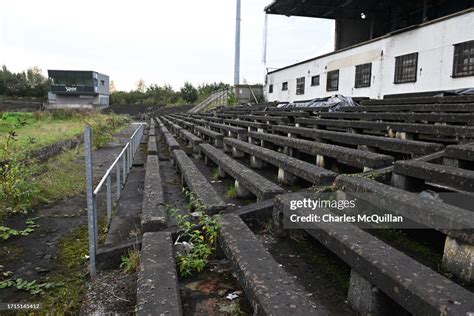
[{"x1": 265, "y1": 10, "x2": 474, "y2": 102}]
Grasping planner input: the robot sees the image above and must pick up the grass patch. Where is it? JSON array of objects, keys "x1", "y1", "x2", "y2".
[
  {"x1": 226, "y1": 185, "x2": 237, "y2": 199},
  {"x1": 0, "y1": 111, "x2": 130, "y2": 160},
  {"x1": 37, "y1": 216, "x2": 107, "y2": 313},
  {"x1": 0, "y1": 113, "x2": 129, "y2": 219},
  {"x1": 212, "y1": 167, "x2": 220, "y2": 181},
  {"x1": 120, "y1": 249, "x2": 140, "y2": 274}
]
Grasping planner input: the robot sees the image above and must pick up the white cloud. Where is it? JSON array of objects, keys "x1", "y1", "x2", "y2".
[{"x1": 0, "y1": 0, "x2": 334, "y2": 91}]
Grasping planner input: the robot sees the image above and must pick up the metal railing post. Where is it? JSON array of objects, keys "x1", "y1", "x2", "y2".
[
  {"x1": 84, "y1": 126, "x2": 97, "y2": 277},
  {"x1": 116, "y1": 164, "x2": 121, "y2": 199},
  {"x1": 106, "y1": 175, "x2": 112, "y2": 225},
  {"x1": 122, "y1": 152, "x2": 126, "y2": 184}
]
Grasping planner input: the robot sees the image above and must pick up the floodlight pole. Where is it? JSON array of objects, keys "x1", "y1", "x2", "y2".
[{"x1": 234, "y1": 0, "x2": 241, "y2": 86}]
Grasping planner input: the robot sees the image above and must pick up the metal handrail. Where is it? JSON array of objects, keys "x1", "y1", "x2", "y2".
[{"x1": 85, "y1": 122, "x2": 146, "y2": 276}]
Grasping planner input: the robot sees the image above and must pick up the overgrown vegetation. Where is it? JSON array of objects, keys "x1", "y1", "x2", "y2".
[
  {"x1": 37, "y1": 216, "x2": 107, "y2": 313},
  {"x1": 120, "y1": 249, "x2": 140, "y2": 274},
  {"x1": 0, "y1": 111, "x2": 129, "y2": 219},
  {"x1": 226, "y1": 185, "x2": 237, "y2": 199},
  {"x1": 173, "y1": 190, "x2": 221, "y2": 277},
  {"x1": 0, "y1": 218, "x2": 38, "y2": 241}
]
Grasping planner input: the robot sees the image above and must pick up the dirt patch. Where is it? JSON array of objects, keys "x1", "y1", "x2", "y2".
[{"x1": 79, "y1": 270, "x2": 137, "y2": 315}]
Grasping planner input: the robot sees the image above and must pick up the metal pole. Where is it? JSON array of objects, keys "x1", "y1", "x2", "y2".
[
  {"x1": 116, "y1": 164, "x2": 121, "y2": 199},
  {"x1": 106, "y1": 175, "x2": 112, "y2": 226},
  {"x1": 234, "y1": 0, "x2": 241, "y2": 86},
  {"x1": 122, "y1": 153, "x2": 126, "y2": 184},
  {"x1": 84, "y1": 126, "x2": 97, "y2": 277}
]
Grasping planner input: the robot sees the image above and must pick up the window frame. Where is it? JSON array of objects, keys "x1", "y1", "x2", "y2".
[
  {"x1": 326, "y1": 70, "x2": 339, "y2": 92},
  {"x1": 282, "y1": 82, "x2": 288, "y2": 91},
  {"x1": 269, "y1": 84, "x2": 274, "y2": 93},
  {"x1": 296, "y1": 77, "x2": 305, "y2": 95},
  {"x1": 394, "y1": 52, "x2": 418, "y2": 84},
  {"x1": 452, "y1": 40, "x2": 474, "y2": 78},
  {"x1": 311, "y1": 75, "x2": 320, "y2": 86},
  {"x1": 354, "y1": 63, "x2": 372, "y2": 88}
]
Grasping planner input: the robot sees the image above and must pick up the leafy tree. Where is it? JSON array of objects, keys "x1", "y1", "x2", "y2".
[{"x1": 180, "y1": 82, "x2": 198, "y2": 104}]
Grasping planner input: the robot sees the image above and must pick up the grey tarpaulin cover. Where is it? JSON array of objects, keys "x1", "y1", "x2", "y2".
[{"x1": 276, "y1": 95, "x2": 358, "y2": 112}]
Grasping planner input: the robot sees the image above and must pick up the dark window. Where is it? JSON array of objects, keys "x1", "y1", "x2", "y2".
[
  {"x1": 296, "y1": 77, "x2": 305, "y2": 95},
  {"x1": 100, "y1": 80, "x2": 105, "y2": 86},
  {"x1": 269, "y1": 84, "x2": 273, "y2": 93},
  {"x1": 394, "y1": 52, "x2": 418, "y2": 83},
  {"x1": 326, "y1": 70, "x2": 339, "y2": 91},
  {"x1": 453, "y1": 40, "x2": 474, "y2": 77},
  {"x1": 282, "y1": 82, "x2": 288, "y2": 91},
  {"x1": 355, "y1": 63, "x2": 372, "y2": 88},
  {"x1": 311, "y1": 75, "x2": 320, "y2": 86}
]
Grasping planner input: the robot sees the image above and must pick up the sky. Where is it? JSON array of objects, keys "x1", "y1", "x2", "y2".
[{"x1": 0, "y1": 0, "x2": 334, "y2": 91}]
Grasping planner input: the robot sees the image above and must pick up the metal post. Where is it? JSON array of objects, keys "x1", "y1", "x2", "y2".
[
  {"x1": 122, "y1": 152, "x2": 126, "y2": 184},
  {"x1": 116, "y1": 164, "x2": 121, "y2": 199},
  {"x1": 234, "y1": 0, "x2": 241, "y2": 85},
  {"x1": 84, "y1": 126, "x2": 97, "y2": 277},
  {"x1": 106, "y1": 175, "x2": 112, "y2": 225}
]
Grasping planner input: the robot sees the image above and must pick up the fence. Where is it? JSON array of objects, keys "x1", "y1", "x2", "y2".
[{"x1": 84, "y1": 123, "x2": 146, "y2": 276}]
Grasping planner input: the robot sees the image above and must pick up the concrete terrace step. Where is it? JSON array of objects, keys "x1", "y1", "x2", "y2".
[
  {"x1": 194, "y1": 126, "x2": 224, "y2": 148},
  {"x1": 274, "y1": 192, "x2": 474, "y2": 316},
  {"x1": 340, "y1": 103, "x2": 474, "y2": 112},
  {"x1": 172, "y1": 149, "x2": 226, "y2": 214},
  {"x1": 198, "y1": 143, "x2": 285, "y2": 200},
  {"x1": 393, "y1": 160, "x2": 474, "y2": 192},
  {"x1": 219, "y1": 214, "x2": 325, "y2": 315},
  {"x1": 334, "y1": 175, "x2": 474, "y2": 244},
  {"x1": 320, "y1": 111, "x2": 474, "y2": 124},
  {"x1": 360, "y1": 95, "x2": 474, "y2": 106},
  {"x1": 137, "y1": 232, "x2": 182, "y2": 316},
  {"x1": 224, "y1": 137, "x2": 337, "y2": 185},
  {"x1": 445, "y1": 143, "x2": 474, "y2": 162},
  {"x1": 248, "y1": 131, "x2": 394, "y2": 169},
  {"x1": 272, "y1": 125, "x2": 444, "y2": 156},
  {"x1": 141, "y1": 155, "x2": 167, "y2": 233},
  {"x1": 295, "y1": 118, "x2": 474, "y2": 139}
]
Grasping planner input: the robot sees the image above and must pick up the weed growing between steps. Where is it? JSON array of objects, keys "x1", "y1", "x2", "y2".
[
  {"x1": 120, "y1": 248, "x2": 140, "y2": 274},
  {"x1": 172, "y1": 190, "x2": 221, "y2": 278}
]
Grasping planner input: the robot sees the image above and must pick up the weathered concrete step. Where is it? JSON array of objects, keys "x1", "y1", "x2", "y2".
[
  {"x1": 199, "y1": 143, "x2": 285, "y2": 200},
  {"x1": 219, "y1": 214, "x2": 326, "y2": 315},
  {"x1": 360, "y1": 95, "x2": 474, "y2": 106},
  {"x1": 320, "y1": 111, "x2": 474, "y2": 123},
  {"x1": 141, "y1": 155, "x2": 166, "y2": 233},
  {"x1": 207, "y1": 121, "x2": 247, "y2": 138},
  {"x1": 147, "y1": 133, "x2": 158, "y2": 155},
  {"x1": 224, "y1": 137, "x2": 337, "y2": 185},
  {"x1": 273, "y1": 125, "x2": 444, "y2": 155},
  {"x1": 221, "y1": 118, "x2": 268, "y2": 130},
  {"x1": 172, "y1": 149, "x2": 226, "y2": 214},
  {"x1": 137, "y1": 232, "x2": 182, "y2": 316},
  {"x1": 163, "y1": 132, "x2": 181, "y2": 152},
  {"x1": 274, "y1": 192, "x2": 474, "y2": 315},
  {"x1": 296, "y1": 118, "x2": 474, "y2": 138},
  {"x1": 393, "y1": 160, "x2": 474, "y2": 192},
  {"x1": 236, "y1": 114, "x2": 289, "y2": 123},
  {"x1": 253, "y1": 110, "x2": 310, "y2": 117},
  {"x1": 248, "y1": 131, "x2": 393, "y2": 169},
  {"x1": 194, "y1": 126, "x2": 223, "y2": 148},
  {"x1": 335, "y1": 175, "x2": 474, "y2": 243},
  {"x1": 445, "y1": 143, "x2": 474, "y2": 161},
  {"x1": 341, "y1": 103, "x2": 474, "y2": 112}
]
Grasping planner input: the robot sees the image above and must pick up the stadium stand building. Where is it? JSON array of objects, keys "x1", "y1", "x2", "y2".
[
  {"x1": 46, "y1": 70, "x2": 110, "y2": 109},
  {"x1": 264, "y1": 0, "x2": 474, "y2": 101}
]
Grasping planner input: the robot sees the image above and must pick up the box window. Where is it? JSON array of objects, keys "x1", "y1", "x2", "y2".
[
  {"x1": 453, "y1": 40, "x2": 474, "y2": 77},
  {"x1": 296, "y1": 77, "x2": 305, "y2": 95},
  {"x1": 394, "y1": 52, "x2": 418, "y2": 83},
  {"x1": 311, "y1": 75, "x2": 320, "y2": 86},
  {"x1": 282, "y1": 82, "x2": 288, "y2": 91},
  {"x1": 355, "y1": 63, "x2": 371, "y2": 88},
  {"x1": 326, "y1": 70, "x2": 339, "y2": 91}
]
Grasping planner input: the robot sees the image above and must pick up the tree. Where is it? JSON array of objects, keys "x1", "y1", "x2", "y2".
[
  {"x1": 180, "y1": 82, "x2": 198, "y2": 104},
  {"x1": 136, "y1": 79, "x2": 145, "y2": 92},
  {"x1": 109, "y1": 80, "x2": 117, "y2": 93}
]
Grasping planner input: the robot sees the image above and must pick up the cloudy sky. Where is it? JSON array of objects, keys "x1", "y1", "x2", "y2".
[{"x1": 0, "y1": 0, "x2": 334, "y2": 91}]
